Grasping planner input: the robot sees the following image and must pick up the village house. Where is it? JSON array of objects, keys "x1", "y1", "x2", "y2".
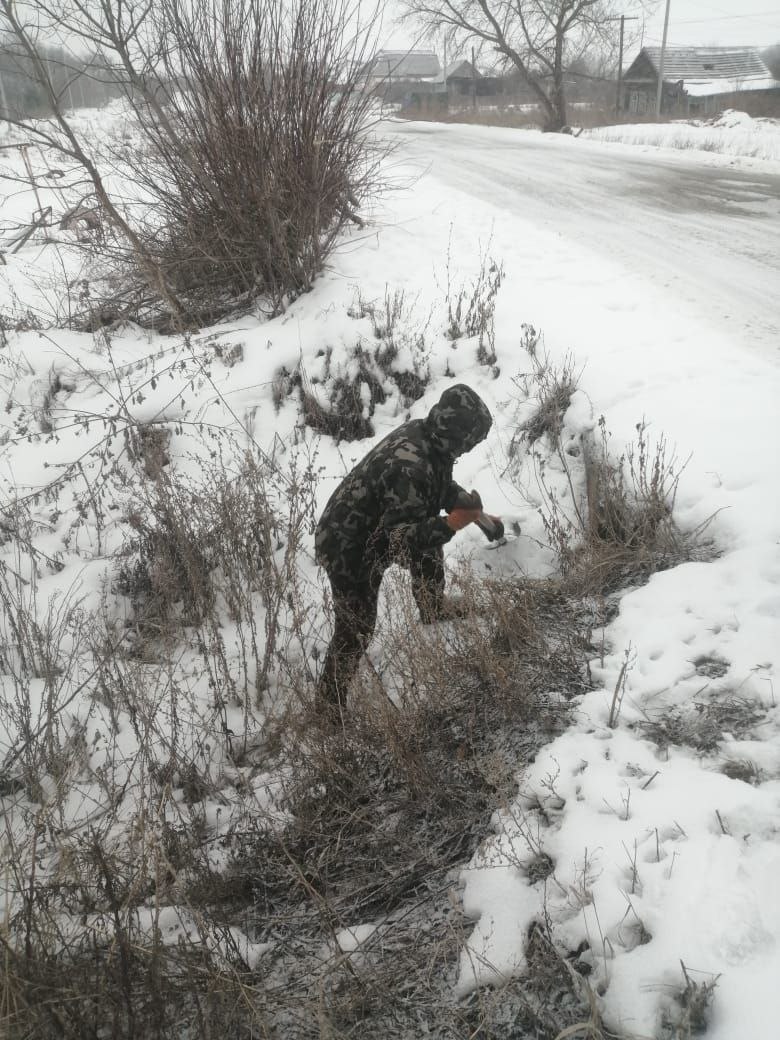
[
  {"x1": 358, "y1": 51, "x2": 503, "y2": 107},
  {"x1": 359, "y1": 50, "x2": 441, "y2": 103},
  {"x1": 622, "y1": 46, "x2": 780, "y2": 117}
]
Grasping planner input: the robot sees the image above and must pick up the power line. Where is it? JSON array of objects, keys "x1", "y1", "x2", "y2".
[{"x1": 672, "y1": 11, "x2": 780, "y2": 24}]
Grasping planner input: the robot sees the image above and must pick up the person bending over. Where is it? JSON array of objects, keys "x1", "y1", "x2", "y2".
[{"x1": 314, "y1": 383, "x2": 499, "y2": 713}]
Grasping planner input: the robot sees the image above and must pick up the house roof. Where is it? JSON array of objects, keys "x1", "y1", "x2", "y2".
[
  {"x1": 362, "y1": 50, "x2": 441, "y2": 81},
  {"x1": 443, "y1": 60, "x2": 480, "y2": 80},
  {"x1": 626, "y1": 46, "x2": 780, "y2": 96},
  {"x1": 429, "y1": 60, "x2": 481, "y2": 85}
]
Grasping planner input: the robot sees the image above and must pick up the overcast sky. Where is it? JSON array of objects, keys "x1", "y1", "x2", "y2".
[
  {"x1": 381, "y1": 1, "x2": 780, "y2": 58},
  {"x1": 637, "y1": 0, "x2": 780, "y2": 49}
]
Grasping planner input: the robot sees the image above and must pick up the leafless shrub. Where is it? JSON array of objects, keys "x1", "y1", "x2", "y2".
[
  {"x1": 117, "y1": 476, "x2": 226, "y2": 630},
  {"x1": 513, "y1": 334, "x2": 707, "y2": 594},
  {"x1": 444, "y1": 235, "x2": 504, "y2": 372},
  {"x1": 512, "y1": 349, "x2": 580, "y2": 449},
  {"x1": 535, "y1": 415, "x2": 712, "y2": 595},
  {"x1": 0, "y1": 300, "x2": 45, "y2": 337},
  {"x1": 505, "y1": 921, "x2": 605, "y2": 1038},
  {"x1": 124, "y1": 423, "x2": 171, "y2": 480},
  {"x1": 116, "y1": 438, "x2": 318, "y2": 703},
  {"x1": 125, "y1": 0, "x2": 386, "y2": 322},
  {"x1": 0, "y1": 549, "x2": 96, "y2": 804},
  {"x1": 2, "y1": 0, "x2": 387, "y2": 327},
  {"x1": 379, "y1": 569, "x2": 597, "y2": 717},
  {"x1": 506, "y1": 334, "x2": 717, "y2": 596}
]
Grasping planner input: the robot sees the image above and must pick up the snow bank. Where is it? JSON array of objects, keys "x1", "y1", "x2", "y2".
[{"x1": 585, "y1": 109, "x2": 780, "y2": 162}]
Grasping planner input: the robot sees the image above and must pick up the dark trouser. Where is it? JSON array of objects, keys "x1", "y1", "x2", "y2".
[{"x1": 317, "y1": 547, "x2": 445, "y2": 711}]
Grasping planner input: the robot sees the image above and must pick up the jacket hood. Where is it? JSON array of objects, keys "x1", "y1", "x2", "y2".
[{"x1": 426, "y1": 384, "x2": 492, "y2": 457}]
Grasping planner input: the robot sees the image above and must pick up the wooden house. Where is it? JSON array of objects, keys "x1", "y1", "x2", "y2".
[
  {"x1": 359, "y1": 50, "x2": 442, "y2": 103},
  {"x1": 622, "y1": 46, "x2": 780, "y2": 117},
  {"x1": 436, "y1": 60, "x2": 502, "y2": 100}
]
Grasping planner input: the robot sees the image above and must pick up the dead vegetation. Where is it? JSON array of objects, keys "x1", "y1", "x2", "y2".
[
  {"x1": 0, "y1": 319, "x2": 723, "y2": 1038},
  {"x1": 660, "y1": 962, "x2": 720, "y2": 1040},
  {"x1": 0, "y1": 252, "x2": 724, "y2": 1038},
  {"x1": 273, "y1": 287, "x2": 431, "y2": 442},
  {"x1": 637, "y1": 695, "x2": 767, "y2": 754},
  {"x1": 506, "y1": 330, "x2": 716, "y2": 597},
  {"x1": 2, "y1": 0, "x2": 386, "y2": 328},
  {"x1": 0, "y1": 491, "x2": 613, "y2": 1038},
  {"x1": 444, "y1": 236, "x2": 503, "y2": 375}
]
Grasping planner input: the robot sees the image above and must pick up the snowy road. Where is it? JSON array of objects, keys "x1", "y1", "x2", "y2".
[{"x1": 384, "y1": 121, "x2": 780, "y2": 358}]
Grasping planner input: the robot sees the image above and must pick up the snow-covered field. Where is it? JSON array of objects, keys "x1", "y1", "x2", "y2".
[{"x1": 1, "y1": 109, "x2": 779, "y2": 1037}]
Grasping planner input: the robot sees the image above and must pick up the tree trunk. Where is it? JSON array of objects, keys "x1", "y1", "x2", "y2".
[{"x1": 548, "y1": 16, "x2": 568, "y2": 131}]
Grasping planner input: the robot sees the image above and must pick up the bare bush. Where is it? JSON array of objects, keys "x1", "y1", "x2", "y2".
[
  {"x1": 125, "y1": 0, "x2": 386, "y2": 322},
  {"x1": 508, "y1": 340, "x2": 714, "y2": 594},
  {"x1": 2, "y1": 0, "x2": 387, "y2": 326},
  {"x1": 0, "y1": 561, "x2": 91, "y2": 802},
  {"x1": 509, "y1": 334, "x2": 580, "y2": 448},
  {"x1": 444, "y1": 236, "x2": 504, "y2": 373},
  {"x1": 116, "y1": 437, "x2": 319, "y2": 704},
  {"x1": 297, "y1": 346, "x2": 387, "y2": 440}
]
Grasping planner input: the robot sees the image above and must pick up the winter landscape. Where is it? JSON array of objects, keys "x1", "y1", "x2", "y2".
[{"x1": 1, "y1": 1, "x2": 780, "y2": 1037}]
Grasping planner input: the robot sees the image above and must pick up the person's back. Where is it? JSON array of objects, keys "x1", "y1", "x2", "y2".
[
  {"x1": 314, "y1": 384, "x2": 496, "y2": 715},
  {"x1": 315, "y1": 415, "x2": 455, "y2": 584}
]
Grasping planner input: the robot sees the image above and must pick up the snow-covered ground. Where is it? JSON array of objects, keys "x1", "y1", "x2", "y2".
[
  {"x1": 585, "y1": 108, "x2": 780, "y2": 163},
  {"x1": 1, "y1": 111, "x2": 779, "y2": 1037}
]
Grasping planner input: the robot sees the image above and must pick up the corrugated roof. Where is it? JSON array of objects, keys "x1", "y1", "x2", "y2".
[
  {"x1": 643, "y1": 46, "x2": 771, "y2": 82},
  {"x1": 363, "y1": 51, "x2": 441, "y2": 80}
]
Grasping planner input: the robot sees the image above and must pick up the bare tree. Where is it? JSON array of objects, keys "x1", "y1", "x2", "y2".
[{"x1": 403, "y1": 0, "x2": 642, "y2": 130}]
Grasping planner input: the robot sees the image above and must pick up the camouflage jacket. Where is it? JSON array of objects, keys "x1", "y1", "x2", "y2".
[{"x1": 315, "y1": 384, "x2": 492, "y2": 585}]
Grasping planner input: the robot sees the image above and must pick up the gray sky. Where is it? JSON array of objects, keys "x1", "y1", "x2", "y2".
[
  {"x1": 381, "y1": 1, "x2": 780, "y2": 58},
  {"x1": 638, "y1": 0, "x2": 780, "y2": 49}
]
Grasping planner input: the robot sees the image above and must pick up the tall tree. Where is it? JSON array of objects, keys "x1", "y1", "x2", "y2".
[{"x1": 404, "y1": 0, "x2": 634, "y2": 130}]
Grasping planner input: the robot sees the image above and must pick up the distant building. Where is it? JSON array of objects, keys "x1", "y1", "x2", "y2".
[
  {"x1": 622, "y1": 46, "x2": 780, "y2": 116},
  {"x1": 437, "y1": 59, "x2": 478, "y2": 96},
  {"x1": 360, "y1": 50, "x2": 441, "y2": 102},
  {"x1": 433, "y1": 60, "x2": 502, "y2": 100}
]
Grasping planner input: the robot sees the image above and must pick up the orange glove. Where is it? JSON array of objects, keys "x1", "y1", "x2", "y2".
[{"x1": 446, "y1": 507, "x2": 482, "y2": 532}]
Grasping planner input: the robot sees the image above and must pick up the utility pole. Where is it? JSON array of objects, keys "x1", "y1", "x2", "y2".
[
  {"x1": 443, "y1": 35, "x2": 448, "y2": 107},
  {"x1": 471, "y1": 45, "x2": 477, "y2": 110},
  {"x1": 607, "y1": 15, "x2": 638, "y2": 118},
  {"x1": 655, "y1": 0, "x2": 672, "y2": 118},
  {"x1": 614, "y1": 15, "x2": 638, "y2": 117}
]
